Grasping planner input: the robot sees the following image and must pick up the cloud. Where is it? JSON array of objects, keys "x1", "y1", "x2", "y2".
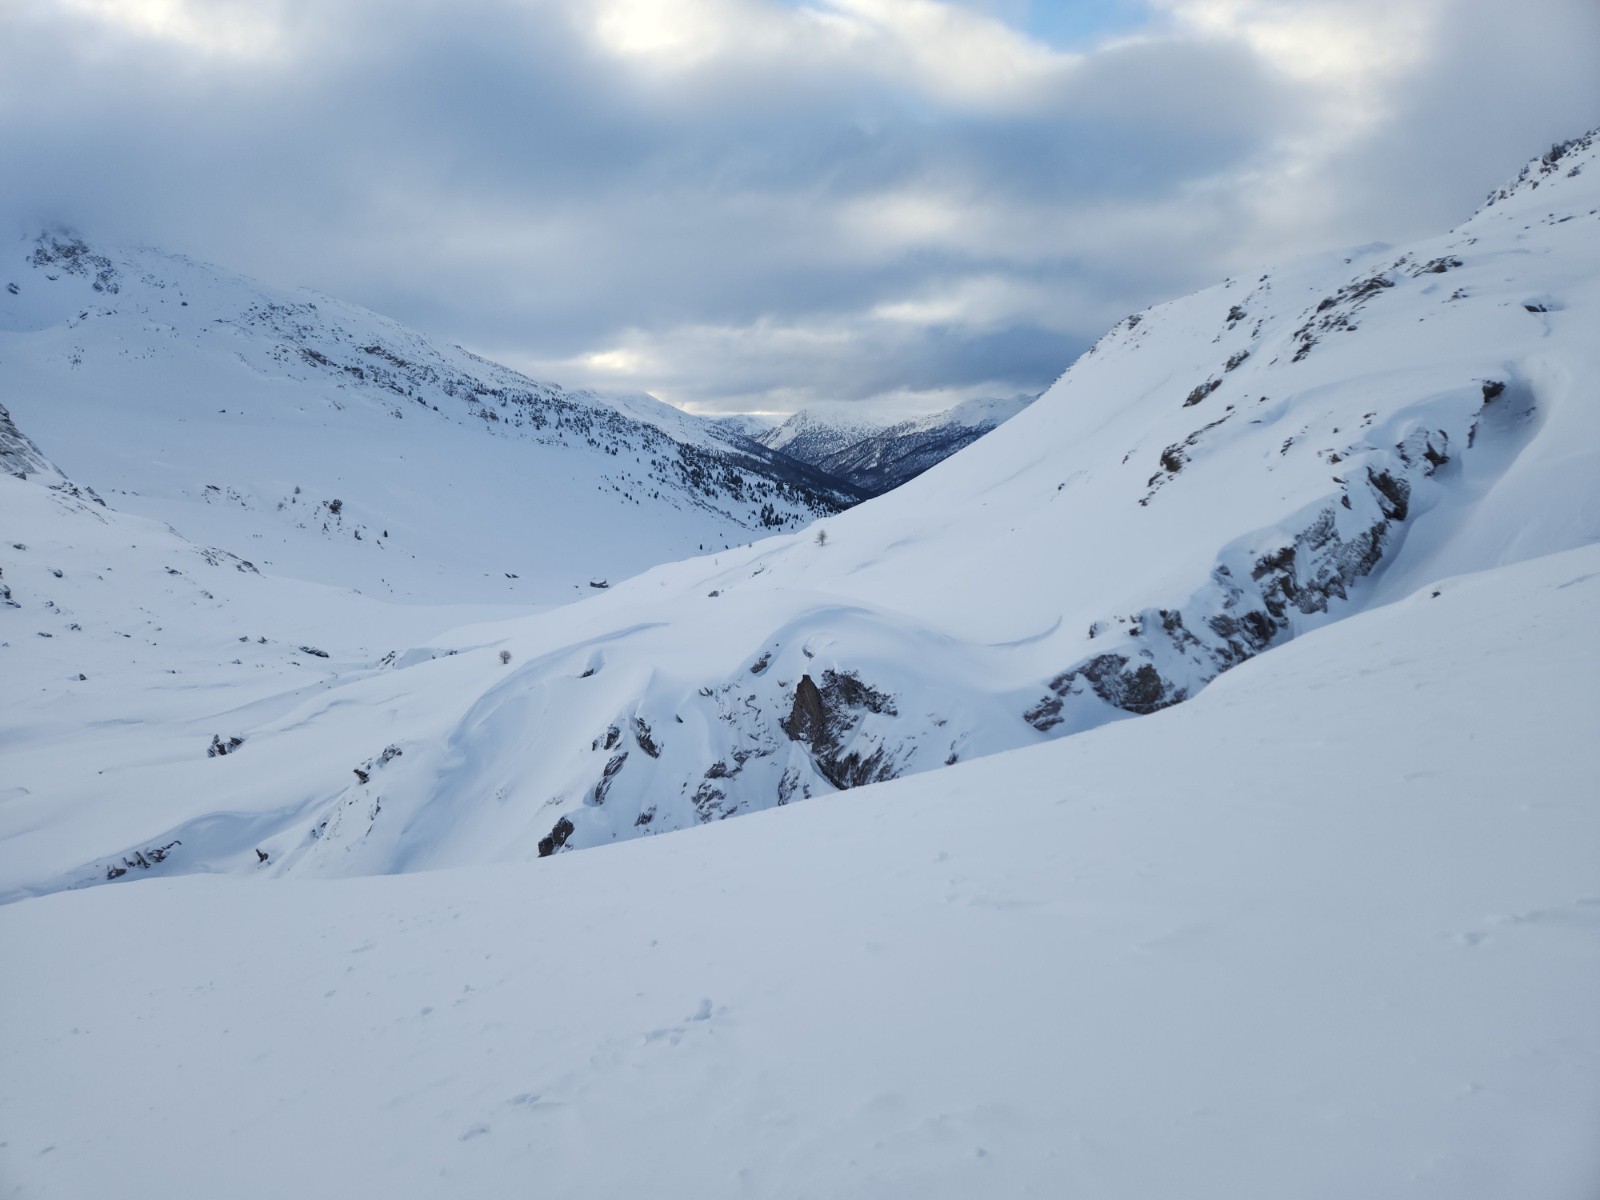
[{"x1": 1, "y1": 0, "x2": 1595, "y2": 414}]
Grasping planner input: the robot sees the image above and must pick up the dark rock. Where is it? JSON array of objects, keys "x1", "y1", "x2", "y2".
[
  {"x1": 591, "y1": 753, "x2": 628, "y2": 805},
  {"x1": 1411, "y1": 256, "x2": 1463, "y2": 275},
  {"x1": 1054, "y1": 653, "x2": 1184, "y2": 717},
  {"x1": 537, "y1": 817, "x2": 576, "y2": 857},
  {"x1": 1367, "y1": 468, "x2": 1410, "y2": 521},
  {"x1": 208, "y1": 734, "x2": 245, "y2": 758},
  {"x1": 781, "y1": 674, "x2": 828, "y2": 746},
  {"x1": 781, "y1": 670, "x2": 901, "y2": 790},
  {"x1": 1023, "y1": 693, "x2": 1064, "y2": 732},
  {"x1": 106, "y1": 839, "x2": 182, "y2": 880}
]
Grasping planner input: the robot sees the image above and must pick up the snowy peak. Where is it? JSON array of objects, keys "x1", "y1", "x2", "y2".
[
  {"x1": 1481, "y1": 127, "x2": 1597, "y2": 210},
  {"x1": 708, "y1": 413, "x2": 781, "y2": 441},
  {"x1": 925, "y1": 393, "x2": 1036, "y2": 431},
  {"x1": 754, "y1": 394, "x2": 1036, "y2": 495}
]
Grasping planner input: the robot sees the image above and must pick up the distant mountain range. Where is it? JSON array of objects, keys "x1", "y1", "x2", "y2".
[{"x1": 717, "y1": 394, "x2": 1036, "y2": 496}]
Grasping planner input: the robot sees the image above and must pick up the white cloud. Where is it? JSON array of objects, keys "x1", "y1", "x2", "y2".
[
  {"x1": 820, "y1": 0, "x2": 1070, "y2": 110},
  {"x1": 4, "y1": 0, "x2": 1595, "y2": 414},
  {"x1": 55, "y1": 0, "x2": 290, "y2": 57}
]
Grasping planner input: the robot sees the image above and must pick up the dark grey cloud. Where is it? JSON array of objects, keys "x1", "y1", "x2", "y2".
[{"x1": 2, "y1": 0, "x2": 1595, "y2": 414}]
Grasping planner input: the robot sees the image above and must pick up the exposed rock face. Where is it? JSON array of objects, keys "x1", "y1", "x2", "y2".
[
  {"x1": 782, "y1": 670, "x2": 901, "y2": 790},
  {"x1": 104, "y1": 840, "x2": 181, "y2": 880},
  {"x1": 0, "y1": 402, "x2": 59, "y2": 481},
  {"x1": 781, "y1": 674, "x2": 828, "y2": 746},
  {"x1": 591, "y1": 753, "x2": 628, "y2": 805},
  {"x1": 1483, "y1": 130, "x2": 1596, "y2": 206},
  {"x1": 30, "y1": 232, "x2": 121, "y2": 294},
  {"x1": 1024, "y1": 383, "x2": 1518, "y2": 735},
  {"x1": 537, "y1": 817, "x2": 575, "y2": 858}
]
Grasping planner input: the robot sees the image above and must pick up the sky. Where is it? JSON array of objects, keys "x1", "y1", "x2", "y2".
[{"x1": 2, "y1": 0, "x2": 1596, "y2": 416}]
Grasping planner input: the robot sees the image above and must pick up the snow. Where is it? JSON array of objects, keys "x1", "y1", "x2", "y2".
[
  {"x1": 753, "y1": 393, "x2": 1036, "y2": 494},
  {"x1": 5, "y1": 135, "x2": 1600, "y2": 894},
  {"x1": 1, "y1": 132, "x2": 1599, "y2": 1197},
  {"x1": 710, "y1": 412, "x2": 783, "y2": 440},
  {"x1": 2, "y1": 543, "x2": 1597, "y2": 1199},
  {"x1": 0, "y1": 230, "x2": 846, "y2": 607}
]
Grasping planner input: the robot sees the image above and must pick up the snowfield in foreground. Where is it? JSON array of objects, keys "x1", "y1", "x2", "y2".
[{"x1": 3, "y1": 544, "x2": 1598, "y2": 1199}]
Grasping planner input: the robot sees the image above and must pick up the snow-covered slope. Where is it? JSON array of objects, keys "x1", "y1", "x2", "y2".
[
  {"x1": 2, "y1": 132, "x2": 1598, "y2": 898},
  {"x1": 710, "y1": 412, "x2": 782, "y2": 440},
  {"x1": 3, "y1": 542, "x2": 1596, "y2": 1199},
  {"x1": 755, "y1": 393, "x2": 1036, "y2": 495},
  {"x1": 0, "y1": 231, "x2": 853, "y2": 605}
]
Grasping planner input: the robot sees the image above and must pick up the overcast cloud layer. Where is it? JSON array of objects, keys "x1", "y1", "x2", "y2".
[{"x1": 3, "y1": 0, "x2": 1597, "y2": 414}]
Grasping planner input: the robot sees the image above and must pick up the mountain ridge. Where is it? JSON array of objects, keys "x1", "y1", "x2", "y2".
[
  {"x1": 750, "y1": 393, "x2": 1037, "y2": 495},
  {"x1": 2, "y1": 228, "x2": 857, "y2": 604}
]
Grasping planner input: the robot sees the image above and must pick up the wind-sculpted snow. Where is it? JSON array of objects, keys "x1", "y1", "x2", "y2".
[{"x1": 2, "y1": 132, "x2": 1598, "y2": 895}]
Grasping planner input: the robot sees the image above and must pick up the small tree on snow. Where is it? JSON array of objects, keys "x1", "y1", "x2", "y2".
[
  {"x1": 815, "y1": 528, "x2": 828, "y2": 547},
  {"x1": 499, "y1": 649, "x2": 512, "y2": 665}
]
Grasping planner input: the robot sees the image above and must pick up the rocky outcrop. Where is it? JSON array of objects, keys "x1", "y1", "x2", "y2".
[
  {"x1": 537, "y1": 817, "x2": 575, "y2": 858},
  {"x1": 781, "y1": 670, "x2": 901, "y2": 790},
  {"x1": 0, "y1": 402, "x2": 59, "y2": 481},
  {"x1": 1026, "y1": 395, "x2": 1506, "y2": 734},
  {"x1": 30, "y1": 232, "x2": 121, "y2": 294},
  {"x1": 1483, "y1": 129, "x2": 1597, "y2": 207}
]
